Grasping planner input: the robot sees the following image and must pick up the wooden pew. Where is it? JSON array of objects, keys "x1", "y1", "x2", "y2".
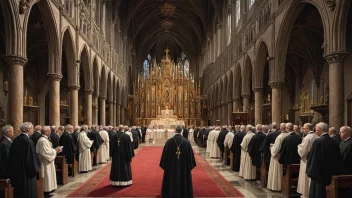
[
  {"x1": 281, "y1": 164, "x2": 300, "y2": 198},
  {"x1": 55, "y1": 156, "x2": 68, "y2": 185},
  {"x1": 260, "y1": 159, "x2": 268, "y2": 187},
  {"x1": 68, "y1": 158, "x2": 78, "y2": 177},
  {"x1": 0, "y1": 179, "x2": 13, "y2": 198},
  {"x1": 326, "y1": 175, "x2": 352, "y2": 198},
  {"x1": 37, "y1": 169, "x2": 44, "y2": 198}
]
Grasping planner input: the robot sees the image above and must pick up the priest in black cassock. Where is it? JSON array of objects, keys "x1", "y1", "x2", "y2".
[
  {"x1": 110, "y1": 125, "x2": 135, "y2": 186},
  {"x1": 248, "y1": 124, "x2": 266, "y2": 168},
  {"x1": 279, "y1": 123, "x2": 302, "y2": 173},
  {"x1": 259, "y1": 122, "x2": 281, "y2": 167},
  {"x1": 230, "y1": 125, "x2": 246, "y2": 171},
  {"x1": 131, "y1": 126, "x2": 139, "y2": 149},
  {"x1": 8, "y1": 122, "x2": 41, "y2": 198},
  {"x1": 0, "y1": 125, "x2": 13, "y2": 179},
  {"x1": 339, "y1": 126, "x2": 352, "y2": 174},
  {"x1": 50, "y1": 125, "x2": 60, "y2": 148},
  {"x1": 217, "y1": 126, "x2": 229, "y2": 160},
  {"x1": 107, "y1": 126, "x2": 116, "y2": 158},
  {"x1": 72, "y1": 126, "x2": 80, "y2": 161},
  {"x1": 182, "y1": 126, "x2": 189, "y2": 140},
  {"x1": 30, "y1": 125, "x2": 42, "y2": 146},
  {"x1": 160, "y1": 126, "x2": 196, "y2": 198},
  {"x1": 88, "y1": 125, "x2": 104, "y2": 152},
  {"x1": 306, "y1": 122, "x2": 342, "y2": 198},
  {"x1": 59, "y1": 125, "x2": 77, "y2": 164}
]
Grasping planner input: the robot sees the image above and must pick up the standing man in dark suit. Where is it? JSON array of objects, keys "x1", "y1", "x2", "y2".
[
  {"x1": 0, "y1": 125, "x2": 14, "y2": 179},
  {"x1": 50, "y1": 125, "x2": 61, "y2": 148},
  {"x1": 182, "y1": 126, "x2": 189, "y2": 140},
  {"x1": 329, "y1": 127, "x2": 340, "y2": 144},
  {"x1": 30, "y1": 125, "x2": 42, "y2": 146}
]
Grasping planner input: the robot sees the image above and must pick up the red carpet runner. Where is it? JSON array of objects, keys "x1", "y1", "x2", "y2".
[{"x1": 67, "y1": 146, "x2": 244, "y2": 197}]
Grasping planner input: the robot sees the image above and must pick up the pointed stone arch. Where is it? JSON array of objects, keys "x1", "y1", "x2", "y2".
[
  {"x1": 78, "y1": 45, "x2": 92, "y2": 90},
  {"x1": 242, "y1": 55, "x2": 253, "y2": 95},
  {"x1": 254, "y1": 41, "x2": 270, "y2": 89},
  {"x1": 100, "y1": 65, "x2": 107, "y2": 98},
  {"x1": 0, "y1": 0, "x2": 20, "y2": 55},
  {"x1": 62, "y1": 28, "x2": 77, "y2": 86},
  {"x1": 92, "y1": 56, "x2": 100, "y2": 94},
  {"x1": 234, "y1": 63, "x2": 242, "y2": 99},
  {"x1": 227, "y1": 70, "x2": 234, "y2": 101}
]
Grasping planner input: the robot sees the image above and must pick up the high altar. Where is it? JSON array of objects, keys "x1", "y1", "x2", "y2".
[{"x1": 130, "y1": 49, "x2": 201, "y2": 127}]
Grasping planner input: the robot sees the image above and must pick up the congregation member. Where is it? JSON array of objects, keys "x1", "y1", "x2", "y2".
[
  {"x1": 182, "y1": 126, "x2": 189, "y2": 140},
  {"x1": 294, "y1": 125, "x2": 304, "y2": 139},
  {"x1": 110, "y1": 125, "x2": 135, "y2": 186},
  {"x1": 30, "y1": 125, "x2": 42, "y2": 146},
  {"x1": 141, "y1": 125, "x2": 147, "y2": 143},
  {"x1": 209, "y1": 127, "x2": 221, "y2": 158},
  {"x1": 72, "y1": 126, "x2": 80, "y2": 161},
  {"x1": 188, "y1": 126, "x2": 194, "y2": 143},
  {"x1": 260, "y1": 122, "x2": 281, "y2": 167},
  {"x1": 217, "y1": 125, "x2": 229, "y2": 160},
  {"x1": 239, "y1": 125, "x2": 256, "y2": 180},
  {"x1": 224, "y1": 126, "x2": 235, "y2": 164},
  {"x1": 107, "y1": 126, "x2": 115, "y2": 157},
  {"x1": 36, "y1": 126, "x2": 62, "y2": 198},
  {"x1": 197, "y1": 127, "x2": 206, "y2": 146},
  {"x1": 59, "y1": 124, "x2": 77, "y2": 165},
  {"x1": 131, "y1": 126, "x2": 139, "y2": 149},
  {"x1": 50, "y1": 125, "x2": 60, "y2": 148},
  {"x1": 97, "y1": 127, "x2": 110, "y2": 163},
  {"x1": 8, "y1": 122, "x2": 41, "y2": 198},
  {"x1": 78, "y1": 125, "x2": 94, "y2": 173},
  {"x1": 297, "y1": 123, "x2": 318, "y2": 198},
  {"x1": 125, "y1": 126, "x2": 134, "y2": 144},
  {"x1": 88, "y1": 125, "x2": 103, "y2": 154},
  {"x1": 206, "y1": 127, "x2": 214, "y2": 153},
  {"x1": 339, "y1": 126, "x2": 352, "y2": 174},
  {"x1": 248, "y1": 124, "x2": 266, "y2": 169},
  {"x1": 231, "y1": 125, "x2": 246, "y2": 172},
  {"x1": 279, "y1": 123, "x2": 302, "y2": 172},
  {"x1": 0, "y1": 125, "x2": 13, "y2": 179},
  {"x1": 267, "y1": 123, "x2": 288, "y2": 191},
  {"x1": 160, "y1": 126, "x2": 196, "y2": 198},
  {"x1": 307, "y1": 122, "x2": 342, "y2": 198},
  {"x1": 329, "y1": 127, "x2": 341, "y2": 144}
]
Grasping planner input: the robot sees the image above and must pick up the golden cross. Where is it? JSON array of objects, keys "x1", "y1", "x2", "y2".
[
  {"x1": 117, "y1": 138, "x2": 121, "y2": 146},
  {"x1": 176, "y1": 147, "x2": 181, "y2": 160},
  {"x1": 165, "y1": 48, "x2": 170, "y2": 55}
]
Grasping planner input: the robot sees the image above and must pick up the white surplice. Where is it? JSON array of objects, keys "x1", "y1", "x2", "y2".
[
  {"x1": 78, "y1": 131, "x2": 93, "y2": 172},
  {"x1": 240, "y1": 132, "x2": 256, "y2": 180},
  {"x1": 297, "y1": 132, "x2": 318, "y2": 197},
  {"x1": 206, "y1": 130, "x2": 216, "y2": 153},
  {"x1": 125, "y1": 131, "x2": 134, "y2": 142},
  {"x1": 209, "y1": 130, "x2": 221, "y2": 158},
  {"x1": 188, "y1": 129, "x2": 194, "y2": 142},
  {"x1": 97, "y1": 130, "x2": 110, "y2": 163},
  {"x1": 36, "y1": 136, "x2": 57, "y2": 192},
  {"x1": 267, "y1": 132, "x2": 289, "y2": 191},
  {"x1": 224, "y1": 132, "x2": 235, "y2": 149}
]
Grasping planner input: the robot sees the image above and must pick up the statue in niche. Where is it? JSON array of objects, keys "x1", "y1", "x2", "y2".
[{"x1": 165, "y1": 89, "x2": 170, "y2": 102}]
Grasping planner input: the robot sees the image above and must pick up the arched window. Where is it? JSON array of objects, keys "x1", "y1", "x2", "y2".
[
  {"x1": 184, "y1": 59, "x2": 189, "y2": 77},
  {"x1": 227, "y1": 13, "x2": 231, "y2": 45},
  {"x1": 249, "y1": 0, "x2": 255, "y2": 8},
  {"x1": 236, "y1": 0, "x2": 241, "y2": 25},
  {"x1": 143, "y1": 55, "x2": 151, "y2": 79}
]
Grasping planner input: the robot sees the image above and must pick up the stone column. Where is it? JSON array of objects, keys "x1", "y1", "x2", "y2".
[
  {"x1": 4, "y1": 55, "x2": 27, "y2": 135},
  {"x1": 84, "y1": 89, "x2": 93, "y2": 125},
  {"x1": 108, "y1": 101, "x2": 114, "y2": 125},
  {"x1": 92, "y1": 93, "x2": 99, "y2": 125},
  {"x1": 270, "y1": 82, "x2": 284, "y2": 124},
  {"x1": 68, "y1": 86, "x2": 79, "y2": 126},
  {"x1": 233, "y1": 98, "x2": 240, "y2": 112},
  {"x1": 99, "y1": 96, "x2": 106, "y2": 125},
  {"x1": 253, "y1": 88, "x2": 263, "y2": 125},
  {"x1": 325, "y1": 52, "x2": 348, "y2": 129},
  {"x1": 48, "y1": 73, "x2": 62, "y2": 126},
  {"x1": 116, "y1": 105, "x2": 121, "y2": 125},
  {"x1": 38, "y1": 94, "x2": 45, "y2": 126},
  {"x1": 227, "y1": 101, "x2": 232, "y2": 125},
  {"x1": 120, "y1": 106, "x2": 124, "y2": 124},
  {"x1": 113, "y1": 102, "x2": 117, "y2": 126},
  {"x1": 242, "y1": 94, "x2": 251, "y2": 112},
  {"x1": 222, "y1": 104, "x2": 227, "y2": 125}
]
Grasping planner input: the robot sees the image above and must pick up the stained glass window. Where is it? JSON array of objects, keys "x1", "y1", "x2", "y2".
[
  {"x1": 143, "y1": 59, "x2": 149, "y2": 79},
  {"x1": 236, "y1": 0, "x2": 240, "y2": 25},
  {"x1": 184, "y1": 59, "x2": 189, "y2": 77},
  {"x1": 227, "y1": 14, "x2": 231, "y2": 45}
]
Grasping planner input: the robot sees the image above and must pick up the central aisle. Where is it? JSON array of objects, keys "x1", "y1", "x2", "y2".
[{"x1": 68, "y1": 146, "x2": 244, "y2": 197}]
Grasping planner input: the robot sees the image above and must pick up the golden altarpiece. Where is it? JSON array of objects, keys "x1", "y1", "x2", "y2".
[{"x1": 131, "y1": 49, "x2": 201, "y2": 126}]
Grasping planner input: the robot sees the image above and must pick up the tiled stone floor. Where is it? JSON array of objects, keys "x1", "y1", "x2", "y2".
[{"x1": 53, "y1": 139, "x2": 285, "y2": 198}]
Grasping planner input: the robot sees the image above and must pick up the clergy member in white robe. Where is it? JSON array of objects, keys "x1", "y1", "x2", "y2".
[
  {"x1": 188, "y1": 127, "x2": 194, "y2": 142},
  {"x1": 146, "y1": 127, "x2": 153, "y2": 143},
  {"x1": 210, "y1": 127, "x2": 221, "y2": 158},
  {"x1": 240, "y1": 125, "x2": 256, "y2": 179},
  {"x1": 97, "y1": 129, "x2": 110, "y2": 163},
  {"x1": 297, "y1": 123, "x2": 318, "y2": 198},
  {"x1": 78, "y1": 125, "x2": 93, "y2": 172},
  {"x1": 206, "y1": 127, "x2": 215, "y2": 153},
  {"x1": 125, "y1": 126, "x2": 134, "y2": 142},
  {"x1": 224, "y1": 128, "x2": 235, "y2": 150},
  {"x1": 36, "y1": 126, "x2": 62, "y2": 195},
  {"x1": 267, "y1": 123, "x2": 289, "y2": 191}
]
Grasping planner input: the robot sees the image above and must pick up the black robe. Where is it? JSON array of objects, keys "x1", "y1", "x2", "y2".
[
  {"x1": 331, "y1": 134, "x2": 341, "y2": 144},
  {"x1": 109, "y1": 132, "x2": 134, "y2": 184},
  {"x1": 107, "y1": 130, "x2": 116, "y2": 157},
  {"x1": 131, "y1": 129, "x2": 139, "y2": 149},
  {"x1": 340, "y1": 138, "x2": 352, "y2": 174},
  {"x1": 306, "y1": 133, "x2": 342, "y2": 198},
  {"x1": 50, "y1": 131, "x2": 60, "y2": 148},
  {"x1": 59, "y1": 131, "x2": 77, "y2": 164},
  {"x1": 0, "y1": 137, "x2": 11, "y2": 179},
  {"x1": 259, "y1": 129, "x2": 281, "y2": 162},
  {"x1": 248, "y1": 131, "x2": 266, "y2": 168},
  {"x1": 160, "y1": 134, "x2": 196, "y2": 198},
  {"x1": 72, "y1": 131, "x2": 79, "y2": 161},
  {"x1": 230, "y1": 131, "x2": 246, "y2": 171},
  {"x1": 217, "y1": 129, "x2": 229, "y2": 153},
  {"x1": 279, "y1": 132, "x2": 302, "y2": 172},
  {"x1": 193, "y1": 128, "x2": 199, "y2": 144},
  {"x1": 8, "y1": 133, "x2": 41, "y2": 198},
  {"x1": 87, "y1": 130, "x2": 103, "y2": 152},
  {"x1": 141, "y1": 127, "x2": 147, "y2": 143},
  {"x1": 30, "y1": 131, "x2": 42, "y2": 146},
  {"x1": 182, "y1": 128, "x2": 189, "y2": 140}
]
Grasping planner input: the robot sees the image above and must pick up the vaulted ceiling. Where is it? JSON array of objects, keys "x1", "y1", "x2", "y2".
[{"x1": 112, "y1": 0, "x2": 221, "y2": 64}]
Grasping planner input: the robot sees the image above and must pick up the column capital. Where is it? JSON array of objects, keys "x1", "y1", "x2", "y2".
[
  {"x1": 241, "y1": 93, "x2": 251, "y2": 99},
  {"x1": 93, "y1": 92, "x2": 99, "y2": 97},
  {"x1": 233, "y1": 97, "x2": 240, "y2": 102},
  {"x1": 99, "y1": 96, "x2": 106, "y2": 100},
  {"x1": 84, "y1": 89, "x2": 94, "y2": 94},
  {"x1": 47, "y1": 73, "x2": 63, "y2": 81},
  {"x1": 269, "y1": 81, "x2": 284, "y2": 89},
  {"x1": 3, "y1": 55, "x2": 27, "y2": 66},
  {"x1": 324, "y1": 51, "x2": 349, "y2": 64},
  {"x1": 252, "y1": 87, "x2": 263, "y2": 92},
  {"x1": 227, "y1": 100, "x2": 232, "y2": 104},
  {"x1": 67, "y1": 85, "x2": 80, "y2": 90}
]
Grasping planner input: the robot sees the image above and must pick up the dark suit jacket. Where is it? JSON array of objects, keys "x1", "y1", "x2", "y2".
[
  {"x1": 0, "y1": 137, "x2": 11, "y2": 179},
  {"x1": 182, "y1": 128, "x2": 189, "y2": 139},
  {"x1": 331, "y1": 134, "x2": 341, "y2": 144},
  {"x1": 30, "y1": 131, "x2": 42, "y2": 146}
]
